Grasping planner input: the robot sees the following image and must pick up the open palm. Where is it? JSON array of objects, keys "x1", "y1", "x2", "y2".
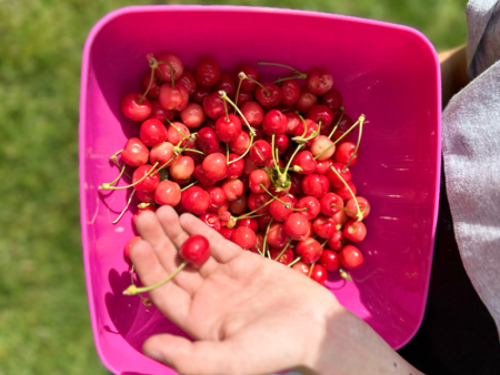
[{"x1": 131, "y1": 206, "x2": 340, "y2": 375}]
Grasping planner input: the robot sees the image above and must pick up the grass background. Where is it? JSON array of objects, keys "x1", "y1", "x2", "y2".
[{"x1": 0, "y1": 0, "x2": 468, "y2": 374}]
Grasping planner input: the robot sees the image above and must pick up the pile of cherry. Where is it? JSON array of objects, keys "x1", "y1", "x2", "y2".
[{"x1": 105, "y1": 52, "x2": 370, "y2": 289}]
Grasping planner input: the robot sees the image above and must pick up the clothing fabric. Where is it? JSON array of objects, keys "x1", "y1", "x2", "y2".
[{"x1": 442, "y1": 0, "x2": 500, "y2": 337}]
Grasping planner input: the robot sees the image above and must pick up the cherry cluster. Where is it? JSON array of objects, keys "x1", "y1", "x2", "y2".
[{"x1": 106, "y1": 53, "x2": 370, "y2": 287}]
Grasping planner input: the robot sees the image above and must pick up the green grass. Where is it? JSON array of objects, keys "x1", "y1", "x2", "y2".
[{"x1": 0, "y1": 0, "x2": 467, "y2": 374}]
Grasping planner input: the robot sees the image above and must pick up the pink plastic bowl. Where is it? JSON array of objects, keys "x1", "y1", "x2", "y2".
[{"x1": 79, "y1": 5, "x2": 441, "y2": 374}]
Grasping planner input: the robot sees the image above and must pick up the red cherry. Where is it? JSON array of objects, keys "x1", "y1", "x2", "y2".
[
  {"x1": 139, "y1": 118, "x2": 167, "y2": 147},
  {"x1": 150, "y1": 100, "x2": 175, "y2": 123},
  {"x1": 179, "y1": 234, "x2": 210, "y2": 268},
  {"x1": 122, "y1": 137, "x2": 149, "y2": 167},
  {"x1": 319, "y1": 250, "x2": 340, "y2": 271},
  {"x1": 158, "y1": 83, "x2": 189, "y2": 111},
  {"x1": 120, "y1": 93, "x2": 152, "y2": 122},
  {"x1": 285, "y1": 112, "x2": 301, "y2": 135},
  {"x1": 332, "y1": 209, "x2": 349, "y2": 227},
  {"x1": 315, "y1": 159, "x2": 332, "y2": 175},
  {"x1": 295, "y1": 238, "x2": 323, "y2": 264},
  {"x1": 283, "y1": 212, "x2": 310, "y2": 240},
  {"x1": 307, "y1": 69, "x2": 333, "y2": 95},
  {"x1": 333, "y1": 181, "x2": 357, "y2": 202},
  {"x1": 332, "y1": 114, "x2": 354, "y2": 140},
  {"x1": 321, "y1": 88, "x2": 343, "y2": 112},
  {"x1": 290, "y1": 173, "x2": 303, "y2": 195},
  {"x1": 343, "y1": 220, "x2": 367, "y2": 242},
  {"x1": 309, "y1": 264, "x2": 328, "y2": 285},
  {"x1": 240, "y1": 101, "x2": 264, "y2": 126},
  {"x1": 180, "y1": 103, "x2": 206, "y2": 128},
  {"x1": 291, "y1": 151, "x2": 316, "y2": 174},
  {"x1": 249, "y1": 140, "x2": 272, "y2": 166},
  {"x1": 231, "y1": 226, "x2": 256, "y2": 249},
  {"x1": 206, "y1": 186, "x2": 226, "y2": 212},
  {"x1": 195, "y1": 58, "x2": 221, "y2": 88},
  {"x1": 257, "y1": 213, "x2": 273, "y2": 231},
  {"x1": 203, "y1": 91, "x2": 228, "y2": 119},
  {"x1": 339, "y1": 245, "x2": 364, "y2": 270},
  {"x1": 181, "y1": 186, "x2": 210, "y2": 215},
  {"x1": 327, "y1": 230, "x2": 346, "y2": 251},
  {"x1": 214, "y1": 73, "x2": 236, "y2": 99},
  {"x1": 262, "y1": 109, "x2": 287, "y2": 136},
  {"x1": 136, "y1": 190, "x2": 156, "y2": 204},
  {"x1": 217, "y1": 202, "x2": 231, "y2": 222},
  {"x1": 193, "y1": 164, "x2": 216, "y2": 189},
  {"x1": 334, "y1": 142, "x2": 359, "y2": 166},
  {"x1": 124, "y1": 236, "x2": 141, "y2": 260},
  {"x1": 155, "y1": 54, "x2": 184, "y2": 83},
  {"x1": 280, "y1": 79, "x2": 300, "y2": 107},
  {"x1": 312, "y1": 215, "x2": 336, "y2": 239},
  {"x1": 196, "y1": 127, "x2": 220, "y2": 154},
  {"x1": 291, "y1": 260, "x2": 310, "y2": 276},
  {"x1": 142, "y1": 73, "x2": 161, "y2": 99},
  {"x1": 319, "y1": 193, "x2": 344, "y2": 216},
  {"x1": 247, "y1": 193, "x2": 271, "y2": 214},
  {"x1": 155, "y1": 180, "x2": 181, "y2": 206},
  {"x1": 236, "y1": 218, "x2": 259, "y2": 233},
  {"x1": 236, "y1": 90, "x2": 254, "y2": 107},
  {"x1": 243, "y1": 154, "x2": 259, "y2": 175},
  {"x1": 169, "y1": 155, "x2": 194, "y2": 181},
  {"x1": 269, "y1": 196, "x2": 294, "y2": 222},
  {"x1": 227, "y1": 154, "x2": 245, "y2": 179},
  {"x1": 229, "y1": 131, "x2": 251, "y2": 155},
  {"x1": 302, "y1": 174, "x2": 328, "y2": 199},
  {"x1": 199, "y1": 212, "x2": 221, "y2": 232},
  {"x1": 132, "y1": 164, "x2": 160, "y2": 192},
  {"x1": 296, "y1": 196, "x2": 320, "y2": 220},
  {"x1": 269, "y1": 248, "x2": 294, "y2": 265},
  {"x1": 295, "y1": 89, "x2": 318, "y2": 113},
  {"x1": 307, "y1": 105, "x2": 334, "y2": 129},
  {"x1": 326, "y1": 163, "x2": 351, "y2": 188},
  {"x1": 267, "y1": 223, "x2": 290, "y2": 249},
  {"x1": 202, "y1": 153, "x2": 228, "y2": 181},
  {"x1": 215, "y1": 114, "x2": 242, "y2": 143},
  {"x1": 190, "y1": 86, "x2": 211, "y2": 104},
  {"x1": 222, "y1": 178, "x2": 245, "y2": 201},
  {"x1": 220, "y1": 227, "x2": 234, "y2": 240},
  {"x1": 235, "y1": 65, "x2": 260, "y2": 92},
  {"x1": 346, "y1": 197, "x2": 371, "y2": 220},
  {"x1": 248, "y1": 169, "x2": 270, "y2": 194},
  {"x1": 310, "y1": 135, "x2": 335, "y2": 161},
  {"x1": 255, "y1": 83, "x2": 282, "y2": 108},
  {"x1": 229, "y1": 194, "x2": 248, "y2": 215},
  {"x1": 166, "y1": 122, "x2": 190, "y2": 146},
  {"x1": 178, "y1": 70, "x2": 197, "y2": 95}
]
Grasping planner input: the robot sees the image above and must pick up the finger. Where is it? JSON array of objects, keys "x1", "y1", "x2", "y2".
[
  {"x1": 129, "y1": 240, "x2": 190, "y2": 325},
  {"x1": 136, "y1": 210, "x2": 204, "y2": 293},
  {"x1": 179, "y1": 213, "x2": 242, "y2": 263},
  {"x1": 156, "y1": 206, "x2": 219, "y2": 277},
  {"x1": 143, "y1": 334, "x2": 245, "y2": 375}
]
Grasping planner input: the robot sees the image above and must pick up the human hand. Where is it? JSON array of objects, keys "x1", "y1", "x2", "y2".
[{"x1": 131, "y1": 206, "x2": 424, "y2": 375}]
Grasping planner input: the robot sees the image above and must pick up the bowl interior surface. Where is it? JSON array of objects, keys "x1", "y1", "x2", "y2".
[{"x1": 80, "y1": 6, "x2": 440, "y2": 374}]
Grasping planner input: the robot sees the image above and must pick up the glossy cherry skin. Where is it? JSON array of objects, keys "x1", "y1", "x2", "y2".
[
  {"x1": 217, "y1": 202, "x2": 231, "y2": 222},
  {"x1": 319, "y1": 193, "x2": 344, "y2": 216},
  {"x1": 339, "y1": 245, "x2": 364, "y2": 270},
  {"x1": 229, "y1": 194, "x2": 248, "y2": 215},
  {"x1": 291, "y1": 260, "x2": 310, "y2": 276},
  {"x1": 195, "y1": 58, "x2": 221, "y2": 88},
  {"x1": 269, "y1": 248, "x2": 295, "y2": 265},
  {"x1": 150, "y1": 100, "x2": 175, "y2": 123},
  {"x1": 220, "y1": 227, "x2": 234, "y2": 240},
  {"x1": 236, "y1": 90, "x2": 254, "y2": 107},
  {"x1": 291, "y1": 151, "x2": 316, "y2": 174},
  {"x1": 307, "y1": 69, "x2": 334, "y2": 95},
  {"x1": 158, "y1": 83, "x2": 189, "y2": 111},
  {"x1": 333, "y1": 181, "x2": 357, "y2": 202},
  {"x1": 240, "y1": 101, "x2": 264, "y2": 126},
  {"x1": 319, "y1": 250, "x2": 340, "y2": 271},
  {"x1": 247, "y1": 193, "x2": 271, "y2": 215},
  {"x1": 206, "y1": 186, "x2": 226, "y2": 212},
  {"x1": 346, "y1": 197, "x2": 371, "y2": 220},
  {"x1": 285, "y1": 112, "x2": 301, "y2": 135},
  {"x1": 122, "y1": 137, "x2": 149, "y2": 167},
  {"x1": 131, "y1": 164, "x2": 160, "y2": 192},
  {"x1": 307, "y1": 105, "x2": 334, "y2": 131},
  {"x1": 142, "y1": 72, "x2": 161, "y2": 99},
  {"x1": 332, "y1": 209, "x2": 349, "y2": 227},
  {"x1": 199, "y1": 212, "x2": 221, "y2": 232},
  {"x1": 249, "y1": 140, "x2": 272, "y2": 166},
  {"x1": 315, "y1": 159, "x2": 333, "y2": 175},
  {"x1": 321, "y1": 88, "x2": 343, "y2": 112},
  {"x1": 227, "y1": 154, "x2": 245, "y2": 179},
  {"x1": 214, "y1": 73, "x2": 236, "y2": 99},
  {"x1": 155, "y1": 180, "x2": 181, "y2": 206},
  {"x1": 267, "y1": 133, "x2": 290, "y2": 156},
  {"x1": 296, "y1": 196, "x2": 321, "y2": 220},
  {"x1": 283, "y1": 212, "x2": 310, "y2": 240},
  {"x1": 120, "y1": 93, "x2": 152, "y2": 122},
  {"x1": 249, "y1": 169, "x2": 270, "y2": 194},
  {"x1": 255, "y1": 83, "x2": 282, "y2": 108},
  {"x1": 190, "y1": 86, "x2": 211, "y2": 104},
  {"x1": 269, "y1": 196, "x2": 294, "y2": 222},
  {"x1": 310, "y1": 135, "x2": 335, "y2": 161},
  {"x1": 180, "y1": 103, "x2": 206, "y2": 128},
  {"x1": 155, "y1": 54, "x2": 184, "y2": 82},
  {"x1": 178, "y1": 70, "x2": 197, "y2": 95},
  {"x1": 169, "y1": 155, "x2": 194, "y2": 180},
  {"x1": 266, "y1": 223, "x2": 290, "y2": 249},
  {"x1": 295, "y1": 238, "x2": 323, "y2": 264},
  {"x1": 302, "y1": 174, "x2": 328, "y2": 199},
  {"x1": 289, "y1": 173, "x2": 303, "y2": 195},
  {"x1": 343, "y1": 220, "x2": 367, "y2": 242},
  {"x1": 196, "y1": 127, "x2": 220, "y2": 154},
  {"x1": 327, "y1": 230, "x2": 346, "y2": 251},
  {"x1": 326, "y1": 163, "x2": 351, "y2": 188},
  {"x1": 235, "y1": 64, "x2": 260, "y2": 92},
  {"x1": 167, "y1": 122, "x2": 190, "y2": 146},
  {"x1": 222, "y1": 178, "x2": 245, "y2": 201},
  {"x1": 229, "y1": 131, "x2": 251, "y2": 155},
  {"x1": 236, "y1": 218, "x2": 259, "y2": 233},
  {"x1": 262, "y1": 109, "x2": 288, "y2": 136},
  {"x1": 215, "y1": 114, "x2": 242, "y2": 143},
  {"x1": 332, "y1": 114, "x2": 354, "y2": 140},
  {"x1": 231, "y1": 226, "x2": 256, "y2": 249},
  {"x1": 312, "y1": 215, "x2": 336, "y2": 239},
  {"x1": 202, "y1": 153, "x2": 228, "y2": 181},
  {"x1": 136, "y1": 190, "x2": 156, "y2": 204},
  {"x1": 295, "y1": 89, "x2": 318, "y2": 113},
  {"x1": 334, "y1": 142, "x2": 359, "y2": 166},
  {"x1": 124, "y1": 236, "x2": 141, "y2": 260},
  {"x1": 181, "y1": 186, "x2": 210, "y2": 215},
  {"x1": 309, "y1": 264, "x2": 328, "y2": 285},
  {"x1": 180, "y1": 234, "x2": 210, "y2": 268},
  {"x1": 203, "y1": 92, "x2": 228, "y2": 119},
  {"x1": 193, "y1": 164, "x2": 216, "y2": 189},
  {"x1": 280, "y1": 79, "x2": 300, "y2": 107},
  {"x1": 139, "y1": 118, "x2": 167, "y2": 147}
]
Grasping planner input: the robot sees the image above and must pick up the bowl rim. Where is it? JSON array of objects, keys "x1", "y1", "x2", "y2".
[{"x1": 79, "y1": 5, "x2": 442, "y2": 373}]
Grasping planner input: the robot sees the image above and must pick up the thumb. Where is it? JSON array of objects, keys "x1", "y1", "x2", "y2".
[{"x1": 143, "y1": 334, "x2": 240, "y2": 375}]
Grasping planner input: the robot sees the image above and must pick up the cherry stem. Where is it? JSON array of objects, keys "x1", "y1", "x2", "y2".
[
  {"x1": 234, "y1": 75, "x2": 244, "y2": 113},
  {"x1": 254, "y1": 244, "x2": 264, "y2": 256},
  {"x1": 291, "y1": 114, "x2": 320, "y2": 144},
  {"x1": 218, "y1": 90, "x2": 256, "y2": 136},
  {"x1": 329, "y1": 166, "x2": 363, "y2": 221},
  {"x1": 137, "y1": 202, "x2": 153, "y2": 209},
  {"x1": 259, "y1": 183, "x2": 290, "y2": 208},
  {"x1": 257, "y1": 62, "x2": 307, "y2": 79},
  {"x1": 331, "y1": 203, "x2": 363, "y2": 216},
  {"x1": 100, "y1": 162, "x2": 159, "y2": 190},
  {"x1": 327, "y1": 106, "x2": 345, "y2": 139},
  {"x1": 130, "y1": 266, "x2": 152, "y2": 306},
  {"x1": 238, "y1": 197, "x2": 275, "y2": 219},
  {"x1": 238, "y1": 72, "x2": 270, "y2": 96},
  {"x1": 308, "y1": 263, "x2": 315, "y2": 277},
  {"x1": 321, "y1": 238, "x2": 329, "y2": 247},
  {"x1": 272, "y1": 75, "x2": 304, "y2": 84},
  {"x1": 226, "y1": 143, "x2": 230, "y2": 164},
  {"x1": 181, "y1": 180, "x2": 198, "y2": 191},
  {"x1": 228, "y1": 133, "x2": 254, "y2": 165},
  {"x1": 150, "y1": 156, "x2": 175, "y2": 177},
  {"x1": 271, "y1": 133, "x2": 281, "y2": 175},
  {"x1": 110, "y1": 149, "x2": 132, "y2": 180},
  {"x1": 343, "y1": 119, "x2": 364, "y2": 171},
  {"x1": 184, "y1": 148, "x2": 206, "y2": 155},
  {"x1": 104, "y1": 164, "x2": 126, "y2": 186},
  {"x1": 288, "y1": 256, "x2": 302, "y2": 267},
  {"x1": 123, "y1": 260, "x2": 188, "y2": 295},
  {"x1": 339, "y1": 268, "x2": 352, "y2": 282},
  {"x1": 273, "y1": 238, "x2": 293, "y2": 261},
  {"x1": 157, "y1": 60, "x2": 175, "y2": 88},
  {"x1": 262, "y1": 218, "x2": 274, "y2": 258},
  {"x1": 168, "y1": 121, "x2": 188, "y2": 137},
  {"x1": 332, "y1": 114, "x2": 365, "y2": 145},
  {"x1": 139, "y1": 55, "x2": 159, "y2": 103},
  {"x1": 282, "y1": 143, "x2": 304, "y2": 178},
  {"x1": 112, "y1": 189, "x2": 136, "y2": 224}
]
